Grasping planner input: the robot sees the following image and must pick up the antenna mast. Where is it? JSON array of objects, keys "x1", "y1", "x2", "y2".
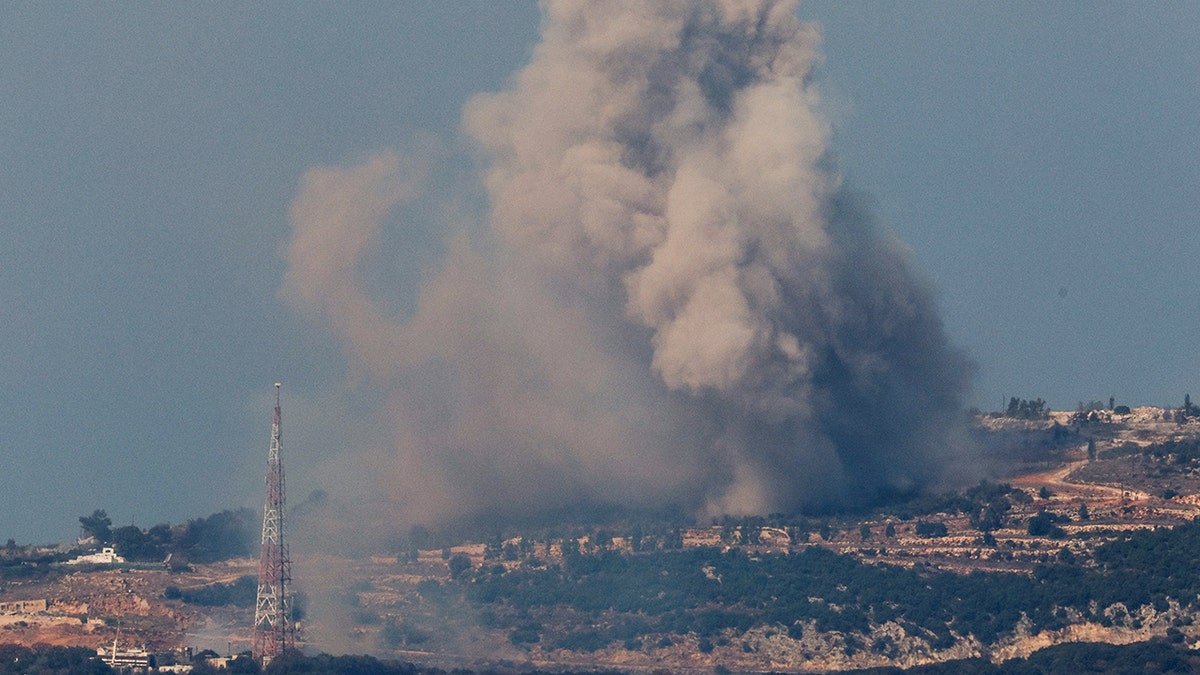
[{"x1": 253, "y1": 383, "x2": 294, "y2": 663}]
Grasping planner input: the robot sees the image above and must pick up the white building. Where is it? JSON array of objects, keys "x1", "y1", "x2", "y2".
[{"x1": 66, "y1": 547, "x2": 125, "y2": 565}]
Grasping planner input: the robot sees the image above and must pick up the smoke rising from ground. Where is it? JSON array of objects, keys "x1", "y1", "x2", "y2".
[{"x1": 281, "y1": 0, "x2": 974, "y2": 525}]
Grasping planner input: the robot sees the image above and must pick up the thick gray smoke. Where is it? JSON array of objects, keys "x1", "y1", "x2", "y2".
[{"x1": 281, "y1": 0, "x2": 974, "y2": 525}]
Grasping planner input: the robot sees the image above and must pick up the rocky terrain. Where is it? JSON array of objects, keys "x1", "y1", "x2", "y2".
[{"x1": 2, "y1": 408, "x2": 1199, "y2": 672}]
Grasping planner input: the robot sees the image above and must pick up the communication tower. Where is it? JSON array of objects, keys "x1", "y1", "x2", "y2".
[{"x1": 253, "y1": 383, "x2": 295, "y2": 663}]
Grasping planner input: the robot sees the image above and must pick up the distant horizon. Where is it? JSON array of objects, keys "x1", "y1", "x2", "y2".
[{"x1": 2, "y1": 2, "x2": 1197, "y2": 543}]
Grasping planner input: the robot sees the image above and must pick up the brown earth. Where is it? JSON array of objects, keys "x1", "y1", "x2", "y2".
[{"x1": 3, "y1": 410, "x2": 1199, "y2": 671}]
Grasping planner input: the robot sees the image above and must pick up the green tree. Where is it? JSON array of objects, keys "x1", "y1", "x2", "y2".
[
  {"x1": 593, "y1": 529, "x2": 614, "y2": 550},
  {"x1": 1087, "y1": 438, "x2": 1096, "y2": 461},
  {"x1": 79, "y1": 509, "x2": 112, "y2": 542},
  {"x1": 914, "y1": 521, "x2": 948, "y2": 538},
  {"x1": 1028, "y1": 511, "x2": 1065, "y2": 538},
  {"x1": 662, "y1": 529, "x2": 684, "y2": 550},
  {"x1": 409, "y1": 524, "x2": 434, "y2": 552},
  {"x1": 1006, "y1": 397, "x2": 1050, "y2": 420},
  {"x1": 448, "y1": 552, "x2": 472, "y2": 579},
  {"x1": 970, "y1": 505, "x2": 1006, "y2": 533},
  {"x1": 171, "y1": 509, "x2": 254, "y2": 563},
  {"x1": 629, "y1": 523, "x2": 644, "y2": 552},
  {"x1": 111, "y1": 525, "x2": 167, "y2": 561}
]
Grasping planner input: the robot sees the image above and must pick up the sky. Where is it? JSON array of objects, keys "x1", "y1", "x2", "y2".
[{"x1": 1, "y1": 1, "x2": 1197, "y2": 544}]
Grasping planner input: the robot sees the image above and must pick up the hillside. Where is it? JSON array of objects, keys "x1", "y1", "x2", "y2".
[{"x1": 3, "y1": 408, "x2": 1200, "y2": 672}]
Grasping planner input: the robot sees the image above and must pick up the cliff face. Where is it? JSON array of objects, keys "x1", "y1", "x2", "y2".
[{"x1": 499, "y1": 606, "x2": 1194, "y2": 673}]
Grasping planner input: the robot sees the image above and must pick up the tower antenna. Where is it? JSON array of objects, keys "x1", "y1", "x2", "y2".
[{"x1": 253, "y1": 382, "x2": 294, "y2": 663}]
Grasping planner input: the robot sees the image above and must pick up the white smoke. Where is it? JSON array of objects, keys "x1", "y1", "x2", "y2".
[{"x1": 281, "y1": 0, "x2": 973, "y2": 525}]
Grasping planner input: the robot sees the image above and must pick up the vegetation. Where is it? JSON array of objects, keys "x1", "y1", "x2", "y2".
[
  {"x1": 76, "y1": 508, "x2": 255, "y2": 563},
  {"x1": 1026, "y1": 511, "x2": 1066, "y2": 539},
  {"x1": 170, "y1": 509, "x2": 256, "y2": 563},
  {"x1": 1140, "y1": 438, "x2": 1200, "y2": 466},
  {"x1": 255, "y1": 651, "x2": 626, "y2": 675},
  {"x1": 78, "y1": 510, "x2": 112, "y2": 543},
  {"x1": 1004, "y1": 397, "x2": 1049, "y2": 420},
  {"x1": 164, "y1": 575, "x2": 257, "y2": 608},
  {"x1": 0, "y1": 644, "x2": 110, "y2": 674},
  {"x1": 847, "y1": 639, "x2": 1196, "y2": 673},
  {"x1": 453, "y1": 519, "x2": 1200, "y2": 652}
]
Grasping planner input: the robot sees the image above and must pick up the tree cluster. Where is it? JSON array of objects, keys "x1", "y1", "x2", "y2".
[
  {"x1": 455, "y1": 518, "x2": 1200, "y2": 653},
  {"x1": 1005, "y1": 397, "x2": 1049, "y2": 420},
  {"x1": 78, "y1": 508, "x2": 256, "y2": 563},
  {"x1": 1141, "y1": 438, "x2": 1200, "y2": 466},
  {"x1": 844, "y1": 639, "x2": 1195, "y2": 674},
  {"x1": 0, "y1": 644, "x2": 109, "y2": 674},
  {"x1": 164, "y1": 575, "x2": 257, "y2": 608}
]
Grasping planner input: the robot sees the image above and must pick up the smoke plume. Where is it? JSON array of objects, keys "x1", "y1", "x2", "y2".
[{"x1": 281, "y1": 0, "x2": 974, "y2": 525}]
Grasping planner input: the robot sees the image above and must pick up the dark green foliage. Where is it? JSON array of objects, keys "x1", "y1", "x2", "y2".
[
  {"x1": 847, "y1": 640, "x2": 1196, "y2": 674},
  {"x1": 82, "y1": 508, "x2": 254, "y2": 564},
  {"x1": 408, "y1": 525, "x2": 435, "y2": 552},
  {"x1": 1005, "y1": 397, "x2": 1049, "y2": 420},
  {"x1": 1016, "y1": 639, "x2": 1195, "y2": 674},
  {"x1": 0, "y1": 644, "x2": 111, "y2": 674},
  {"x1": 448, "y1": 552, "x2": 472, "y2": 579},
  {"x1": 1142, "y1": 438, "x2": 1200, "y2": 465},
  {"x1": 352, "y1": 609, "x2": 382, "y2": 625},
  {"x1": 462, "y1": 519, "x2": 1200, "y2": 652},
  {"x1": 970, "y1": 504, "x2": 1008, "y2": 533},
  {"x1": 110, "y1": 524, "x2": 170, "y2": 561},
  {"x1": 171, "y1": 508, "x2": 255, "y2": 563},
  {"x1": 593, "y1": 529, "x2": 614, "y2": 549},
  {"x1": 78, "y1": 510, "x2": 112, "y2": 543},
  {"x1": 628, "y1": 523, "x2": 645, "y2": 552},
  {"x1": 415, "y1": 578, "x2": 450, "y2": 604},
  {"x1": 227, "y1": 655, "x2": 261, "y2": 674},
  {"x1": 1027, "y1": 511, "x2": 1065, "y2": 539},
  {"x1": 1184, "y1": 393, "x2": 1199, "y2": 418},
  {"x1": 262, "y1": 651, "x2": 426, "y2": 675},
  {"x1": 380, "y1": 619, "x2": 430, "y2": 648},
  {"x1": 168, "y1": 574, "x2": 257, "y2": 607},
  {"x1": 662, "y1": 528, "x2": 684, "y2": 549},
  {"x1": 914, "y1": 521, "x2": 948, "y2": 538},
  {"x1": 509, "y1": 622, "x2": 542, "y2": 645},
  {"x1": 553, "y1": 630, "x2": 610, "y2": 652}
]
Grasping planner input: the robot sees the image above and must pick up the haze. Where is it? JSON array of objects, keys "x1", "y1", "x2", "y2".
[{"x1": 1, "y1": 1, "x2": 1196, "y2": 543}]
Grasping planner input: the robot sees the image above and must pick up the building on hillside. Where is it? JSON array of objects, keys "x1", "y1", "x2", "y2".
[
  {"x1": 66, "y1": 547, "x2": 125, "y2": 566},
  {"x1": 97, "y1": 639, "x2": 152, "y2": 670}
]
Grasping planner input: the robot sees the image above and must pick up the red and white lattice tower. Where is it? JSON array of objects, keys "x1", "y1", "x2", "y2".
[{"x1": 253, "y1": 383, "x2": 294, "y2": 663}]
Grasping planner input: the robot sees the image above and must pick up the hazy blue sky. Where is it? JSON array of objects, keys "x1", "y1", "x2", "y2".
[{"x1": 2, "y1": 2, "x2": 1197, "y2": 543}]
